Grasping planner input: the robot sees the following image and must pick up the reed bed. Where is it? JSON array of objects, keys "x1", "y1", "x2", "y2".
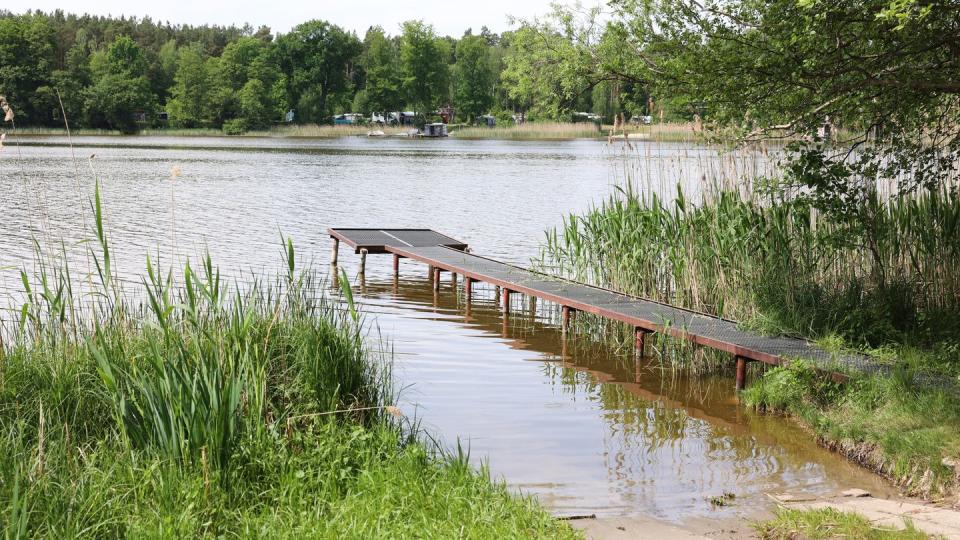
[
  {"x1": 601, "y1": 122, "x2": 706, "y2": 143},
  {"x1": 11, "y1": 125, "x2": 406, "y2": 138},
  {"x1": 0, "y1": 192, "x2": 576, "y2": 537},
  {"x1": 540, "y1": 185, "x2": 960, "y2": 353},
  {"x1": 539, "y1": 145, "x2": 960, "y2": 501},
  {"x1": 451, "y1": 121, "x2": 602, "y2": 140},
  {"x1": 250, "y1": 124, "x2": 407, "y2": 138}
]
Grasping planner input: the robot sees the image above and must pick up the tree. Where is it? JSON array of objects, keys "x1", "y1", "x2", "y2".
[
  {"x1": 276, "y1": 20, "x2": 362, "y2": 122},
  {"x1": 361, "y1": 26, "x2": 402, "y2": 113},
  {"x1": 216, "y1": 36, "x2": 279, "y2": 129},
  {"x1": 608, "y1": 0, "x2": 960, "y2": 195},
  {"x1": 500, "y1": 6, "x2": 640, "y2": 119},
  {"x1": 399, "y1": 21, "x2": 449, "y2": 118},
  {"x1": 166, "y1": 43, "x2": 214, "y2": 127},
  {"x1": 453, "y1": 35, "x2": 494, "y2": 121},
  {"x1": 0, "y1": 14, "x2": 55, "y2": 124},
  {"x1": 84, "y1": 35, "x2": 155, "y2": 131}
]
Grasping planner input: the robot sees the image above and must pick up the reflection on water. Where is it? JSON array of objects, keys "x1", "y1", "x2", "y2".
[
  {"x1": 1, "y1": 136, "x2": 890, "y2": 522},
  {"x1": 357, "y1": 274, "x2": 894, "y2": 521}
]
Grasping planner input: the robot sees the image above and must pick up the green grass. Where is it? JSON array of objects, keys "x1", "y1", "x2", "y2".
[
  {"x1": 742, "y1": 363, "x2": 960, "y2": 500},
  {"x1": 0, "y1": 192, "x2": 577, "y2": 538},
  {"x1": 756, "y1": 507, "x2": 930, "y2": 539}
]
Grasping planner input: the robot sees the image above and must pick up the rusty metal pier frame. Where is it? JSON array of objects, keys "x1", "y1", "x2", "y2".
[{"x1": 329, "y1": 228, "x2": 866, "y2": 391}]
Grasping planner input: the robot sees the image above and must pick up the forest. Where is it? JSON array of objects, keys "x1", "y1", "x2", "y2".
[{"x1": 0, "y1": 9, "x2": 644, "y2": 133}]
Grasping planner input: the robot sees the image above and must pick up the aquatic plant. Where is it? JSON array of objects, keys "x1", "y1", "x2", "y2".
[
  {"x1": 0, "y1": 188, "x2": 576, "y2": 537},
  {"x1": 541, "y1": 183, "x2": 960, "y2": 354}
]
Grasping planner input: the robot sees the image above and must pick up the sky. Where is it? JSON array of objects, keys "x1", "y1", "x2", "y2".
[{"x1": 7, "y1": 0, "x2": 563, "y2": 37}]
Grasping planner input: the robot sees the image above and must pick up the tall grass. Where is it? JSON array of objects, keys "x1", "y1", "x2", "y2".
[
  {"x1": 451, "y1": 122, "x2": 602, "y2": 140},
  {"x1": 11, "y1": 125, "x2": 407, "y2": 138},
  {"x1": 538, "y1": 147, "x2": 960, "y2": 501},
  {"x1": 0, "y1": 193, "x2": 576, "y2": 537},
  {"x1": 540, "y1": 184, "x2": 960, "y2": 356}
]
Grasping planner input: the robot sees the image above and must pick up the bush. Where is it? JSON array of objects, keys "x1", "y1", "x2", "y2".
[{"x1": 222, "y1": 118, "x2": 250, "y2": 135}]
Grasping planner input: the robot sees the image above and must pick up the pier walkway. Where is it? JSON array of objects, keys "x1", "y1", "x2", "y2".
[{"x1": 329, "y1": 227, "x2": 869, "y2": 389}]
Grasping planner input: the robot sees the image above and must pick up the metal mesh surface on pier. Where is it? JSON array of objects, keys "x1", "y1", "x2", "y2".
[{"x1": 386, "y1": 245, "x2": 871, "y2": 371}]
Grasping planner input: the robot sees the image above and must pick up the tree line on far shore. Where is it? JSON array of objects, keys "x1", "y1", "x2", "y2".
[{"x1": 0, "y1": 10, "x2": 643, "y2": 133}]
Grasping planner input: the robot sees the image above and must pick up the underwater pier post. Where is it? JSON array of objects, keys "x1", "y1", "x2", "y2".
[
  {"x1": 735, "y1": 356, "x2": 748, "y2": 391},
  {"x1": 635, "y1": 328, "x2": 649, "y2": 355},
  {"x1": 359, "y1": 248, "x2": 367, "y2": 274},
  {"x1": 393, "y1": 254, "x2": 401, "y2": 276},
  {"x1": 331, "y1": 238, "x2": 339, "y2": 265}
]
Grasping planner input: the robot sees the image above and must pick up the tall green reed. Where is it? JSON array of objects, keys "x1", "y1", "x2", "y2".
[{"x1": 541, "y1": 183, "x2": 960, "y2": 351}]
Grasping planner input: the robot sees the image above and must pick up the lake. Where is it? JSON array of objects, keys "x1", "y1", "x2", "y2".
[{"x1": 0, "y1": 135, "x2": 891, "y2": 523}]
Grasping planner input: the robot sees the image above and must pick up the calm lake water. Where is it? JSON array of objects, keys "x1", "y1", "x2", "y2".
[{"x1": 1, "y1": 135, "x2": 891, "y2": 522}]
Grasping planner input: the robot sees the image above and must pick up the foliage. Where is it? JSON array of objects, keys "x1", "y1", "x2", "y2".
[
  {"x1": 360, "y1": 26, "x2": 403, "y2": 114},
  {"x1": 541, "y1": 185, "x2": 960, "y2": 351},
  {"x1": 166, "y1": 42, "x2": 215, "y2": 127},
  {"x1": 399, "y1": 21, "x2": 450, "y2": 117},
  {"x1": 453, "y1": 35, "x2": 494, "y2": 122},
  {"x1": 0, "y1": 202, "x2": 577, "y2": 537},
  {"x1": 502, "y1": 5, "x2": 647, "y2": 120},
  {"x1": 81, "y1": 36, "x2": 157, "y2": 132},
  {"x1": 742, "y1": 362, "x2": 960, "y2": 499},
  {"x1": 276, "y1": 20, "x2": 362, "y2": 123},
  {"x1": 0, "y1": 13, "x2": 55, "y2": 125},
  {"x1": 617, "y1": 0, "x2": 959, "y2": 194},
  {"x1": 756, "y1": 507, "x2": 929, "y2": 539}
]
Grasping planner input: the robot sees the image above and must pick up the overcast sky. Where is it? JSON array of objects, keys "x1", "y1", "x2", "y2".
[{"x1": 7, "y1": 0, "x2": 565, "y2": 37}]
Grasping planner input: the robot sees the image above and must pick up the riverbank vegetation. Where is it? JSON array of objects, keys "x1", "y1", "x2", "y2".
[
  {"x1": 0, "y1": 8, "x2": 683, "y2": 135},
  {"x1": 451, "y1": 122, "x2": 600, "y2": 140},
  {"x1": 757, "y1": 507, "x2": 928, "y2": 539},
  {"x1": 0, "y1": 195, "x2": 577, "y2": 537},
  {"x1": 537, "y1": 0, "x2": 960, "y2": 506}
]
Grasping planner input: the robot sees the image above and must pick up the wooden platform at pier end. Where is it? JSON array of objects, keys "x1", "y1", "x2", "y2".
[
  {"x1": 328, "y1": 228, "x2": 870, "y2": 376},
  {"x1": 327, "y1": 228, "x2": 468, "y2": 254}
]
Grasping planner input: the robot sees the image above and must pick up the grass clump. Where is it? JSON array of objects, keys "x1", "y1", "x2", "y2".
[
  {"x1": 743, "y1": 363, "x2": 960, "y2": 500},
  {"x1": 0, "y1": 199, "x2": 576, "y2": 537},
  {"x1": 756, "y1": 507, "x2": 930, "y2": 539}
]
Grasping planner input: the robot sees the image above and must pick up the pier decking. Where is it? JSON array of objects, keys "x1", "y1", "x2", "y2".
[{"x1": 329, "y1": 228, "x2": 868, "y2": 388}]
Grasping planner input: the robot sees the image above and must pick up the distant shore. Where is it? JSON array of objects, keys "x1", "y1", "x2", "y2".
[{"x1": 8, "y1": 121, "x2": 704, "y2": 143}]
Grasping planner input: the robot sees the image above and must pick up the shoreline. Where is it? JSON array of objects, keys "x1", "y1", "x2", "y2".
[{"x1": 4, "y1": 122, "x2": 704, "y2": 143}]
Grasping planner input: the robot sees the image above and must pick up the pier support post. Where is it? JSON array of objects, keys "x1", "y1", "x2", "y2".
[
  {"x1": 561, "y1": 306, "x2": 573, "y2": 335},
  {"x1": 494, "y1": 285, "x2": 501, "y2": 304},
  {"x1": 331, "y1": 238, "x2": 339, "y2": 265},
  {"x1": 464, "y1": 277, "x2": 473, "y2": 297},
  {"x1": 359, "y1": 249, "x2": 368, "y2": 275},
  {"x1": 393, "y1": 254, "x2": 400, "y2": 277},
  {"x1": 451, "y1": 272, "x2": 458, "y2": 287},
  {"x1": 433, "y1": 267, "x2": 441, "y2": 291},
  {"x1": 735, "y1": 356, "x2": 748, "y2": 391},
  {"x1": 502, "y1": 289, "x2": 512, "y2": 313},
  {"x1": 635, "y1": 328, "x2": 649, "y2": 355}
]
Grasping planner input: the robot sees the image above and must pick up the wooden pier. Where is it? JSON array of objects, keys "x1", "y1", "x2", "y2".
[{"x1": 329, "y1": 228, "x2": 870, "y2": 389}]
